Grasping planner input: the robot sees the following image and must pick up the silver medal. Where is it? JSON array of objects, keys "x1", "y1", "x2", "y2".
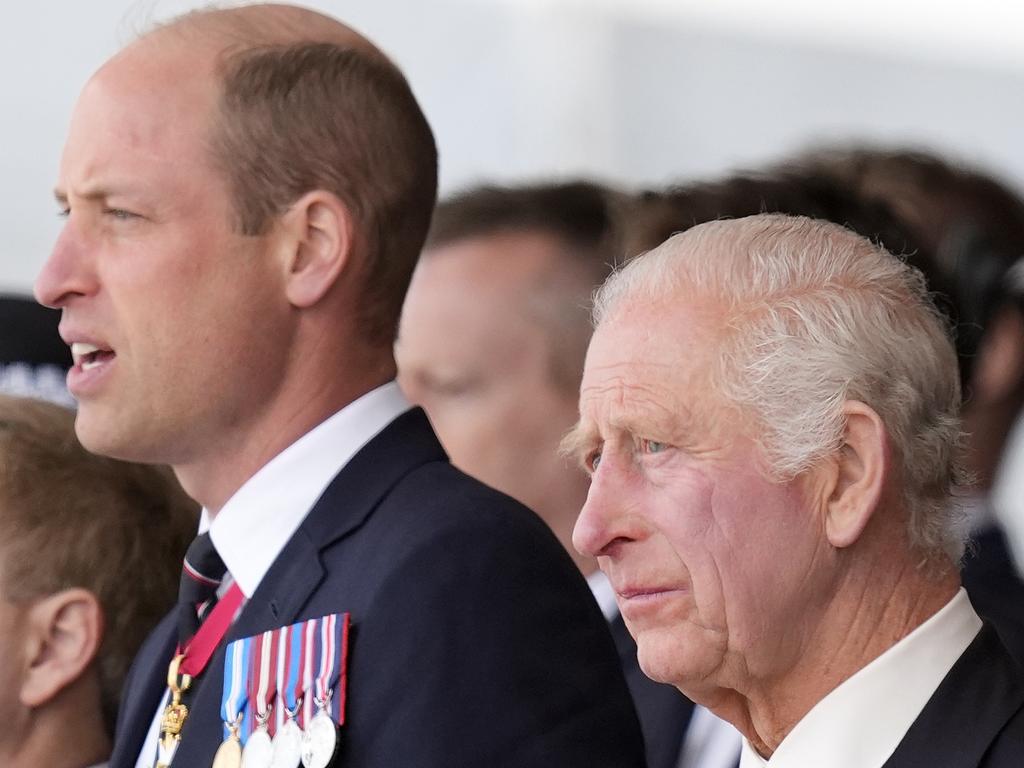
[
  {"x1": 242, "y1": 727, "x2": 274, "y2": 768},
  {"x1": 269, "y1": 718, "x2": 303, "y2": 768},
  {"x1": 300, "y1": 711, "x2": 339, "y2": 768}
]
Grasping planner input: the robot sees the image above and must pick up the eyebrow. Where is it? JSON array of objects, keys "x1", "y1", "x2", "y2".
[
  {"x1": 53, "y1": 183, "x2": 138, "y2": 206},
  {"x1": 559, "y1": 420, "x2": 597, "y2": 466}
]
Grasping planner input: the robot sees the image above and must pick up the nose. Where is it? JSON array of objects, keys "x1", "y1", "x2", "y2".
[
  {"x1": 35, "y1": 219, "x2": 95, "y2": 309},
  {"x1": 572, "y1": 456, "x2": 635, "y2": 558}
]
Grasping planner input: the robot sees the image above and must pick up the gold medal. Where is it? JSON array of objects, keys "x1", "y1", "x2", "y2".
[
  {"x1": 212, "y1": 718, "x2": 243, "y2": 768},
  {"x1": 159, "y1": 654, "x2": 193, "y2": 764}
]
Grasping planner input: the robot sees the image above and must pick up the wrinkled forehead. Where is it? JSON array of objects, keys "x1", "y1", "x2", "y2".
[{"x1": 580, "y1": 299, "x2": 723, "y2": 421}]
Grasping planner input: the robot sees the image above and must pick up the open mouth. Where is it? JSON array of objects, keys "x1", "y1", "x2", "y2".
[{"x1": 71, "y1": 342, "x2": 115, "y2": 371}]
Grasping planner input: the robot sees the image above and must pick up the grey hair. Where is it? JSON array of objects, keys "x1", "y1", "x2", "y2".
[{"x1": 594, "y1": 214, "x2": 967, "y2": 562}]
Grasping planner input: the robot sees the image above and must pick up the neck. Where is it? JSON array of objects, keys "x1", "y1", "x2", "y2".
[
  {"x1": 176, "y1": 350, "x2": 396, "y2": 513},
  {"x1": 714, "y1": 553, "x2": 959, "y2": 757}
]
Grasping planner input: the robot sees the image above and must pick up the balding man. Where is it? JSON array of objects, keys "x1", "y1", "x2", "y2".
[
  {"x1": 567, "y1": 214, "x2": 1024, "y2": 767},
  {"x1": 35, "y1": 5, "x2": 643, "y2": 768}
]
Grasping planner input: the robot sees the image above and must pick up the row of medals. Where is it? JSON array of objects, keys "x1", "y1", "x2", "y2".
[{"x1": 213, "y1": 698, "x2": 340, "y2": 768}]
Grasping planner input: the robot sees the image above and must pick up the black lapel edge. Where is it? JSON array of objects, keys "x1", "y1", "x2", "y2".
[{"x1": 883, "y1": 623, "x2": 1024, "y2": 767}]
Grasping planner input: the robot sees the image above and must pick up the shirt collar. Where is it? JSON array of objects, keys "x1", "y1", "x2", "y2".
[
  {"x1": 200, "y1": 381, "x2": 410, "y2": 597},
  {"x1": 740, "y1": 588, "x2": 982, "y2": 768},
  {"x1": 586, "y1": 568, "x2": 619, "y2": 623}
]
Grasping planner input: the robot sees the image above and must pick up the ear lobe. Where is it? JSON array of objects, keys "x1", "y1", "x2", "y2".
[
  {"x1": 20, "y1": 589, "x2": 103, "y2": 709},
  {"x1": 280, "y1": 191, "x2": 355, "y2": 308},
  {"x1": 824, "y1": 401, "x2": 890, "y2": 549}
]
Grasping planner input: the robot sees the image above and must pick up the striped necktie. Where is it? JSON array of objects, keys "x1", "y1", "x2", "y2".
[{"x1": 177, "y1": 531, "x2": 228, "y2": 647}]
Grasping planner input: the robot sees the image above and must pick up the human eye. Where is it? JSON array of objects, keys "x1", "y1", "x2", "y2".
[
  {"x1": 104, "y1": 207, "x2": 141, "y2": 221},
  {"x1": 585, "y1": 448, "x2": 603, "y2": 474},
  {"x1": 640, "y1": 438, "x2": 668, "y2": 455}
]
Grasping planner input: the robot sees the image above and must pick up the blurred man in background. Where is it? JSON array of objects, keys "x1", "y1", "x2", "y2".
[
  {"x1": 398, "y1": 181, "x2": 742, "y2": 768},
  {"x1": 571, "y1": 213, "x2": 1024, "y2": 766},
  {"x1": 0, "y1": 394, "x2": 196, "y2": 768}
]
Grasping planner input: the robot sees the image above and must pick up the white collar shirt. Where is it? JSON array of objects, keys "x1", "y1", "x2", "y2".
[
  {"x1": 199, "y1": 380, "x2": 411, "y2": 597},
  {"x1": 585, "y1": 570, "x2": 743, "y2": 768},
  {"x1": 135, "y1": 381, "x2": 410, "y2": 768},
  {"x1": 739, "y1": 588, "x2": 982, "y2": 768}
]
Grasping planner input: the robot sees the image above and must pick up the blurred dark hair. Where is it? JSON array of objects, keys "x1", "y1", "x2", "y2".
[
  {"x1": 786, "y1": 147, "x2": 1024, "y2": 386},
  {"x1": 423, "y1": 181, "x2": 625, "y2": 392},
  {"x1": 426, "y1": 181, "x2": 624, "y2": 285}
]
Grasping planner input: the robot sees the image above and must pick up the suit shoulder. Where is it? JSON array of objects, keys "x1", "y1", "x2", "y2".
[{"x1": 374, "y1": 459, "x2": 565, "y2": 552}]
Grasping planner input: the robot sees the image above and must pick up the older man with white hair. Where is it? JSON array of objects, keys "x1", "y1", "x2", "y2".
[{"x1": 567, "y1": 213, "x2": 1024, "y2": 767}]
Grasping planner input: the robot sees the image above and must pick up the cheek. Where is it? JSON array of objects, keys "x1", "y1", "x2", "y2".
[
  {"x1": 650, "y1": 468, "x2": 734, "y2": 613},
  {"x1": 708, "y1": 476, "x2": 820, "y2": 634}
]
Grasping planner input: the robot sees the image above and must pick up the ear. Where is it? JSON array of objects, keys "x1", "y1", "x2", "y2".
[
  {"x1": 823, "y1": 400, "x2": 890, "y2": 549},
  {"x1": 20, "y1": 588, "x2": 103, "y2": 708},
  {"x1": 972, "y1": 307, "x2": 1024, "y2": 404},
  {"x1": 277, "y1": 190, "x2": 355, "y2": 308}
]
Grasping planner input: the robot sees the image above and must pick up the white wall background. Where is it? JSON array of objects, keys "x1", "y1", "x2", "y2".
[{"x1": 3, "y1": 0, "x2": 1023, "y2": 293}]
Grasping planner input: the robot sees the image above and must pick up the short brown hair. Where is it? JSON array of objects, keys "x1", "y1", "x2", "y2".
[
  {"x1": 211, "y1": 41, "x2": 438, "y2": 346},
  {"x1": 0, "y1": 396, "x2": 198, "y2": 736}
]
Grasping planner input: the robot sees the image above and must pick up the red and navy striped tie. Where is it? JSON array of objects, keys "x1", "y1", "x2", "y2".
[{"x1": 177, "y1": 532, "x2": 227, "y2": 647}]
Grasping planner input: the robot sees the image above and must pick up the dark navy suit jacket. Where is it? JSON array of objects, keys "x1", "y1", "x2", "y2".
[
  {"x1": 883, "y1": 622, "x2": 1024, "y2": 767},
  {"x1": 110, "y1": 409, "x2": 645, "y2": 768},
  {"x1": 962, "y1": 525, "x2": 1024, "y2": 660}
]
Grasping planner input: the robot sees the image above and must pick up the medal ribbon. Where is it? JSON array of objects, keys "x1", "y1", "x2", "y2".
[
  {"x1": 312, "y1": 612, "x2": 350, "y2": 725},
  {"x1": 285, "y1": 620, "x2": 307, "y2": 718},
  {"x1": 272, "y1": 618, "x2": 299, "y2": 733},
  {"x1": 301, "y1": 618, "x2": 316, "y2": 728},
  {"x1": 177, "y1": 582, "x2": 245, "y2": 678},
  {"x1": 334, "y1": 613, "x2": 350, "y2": 725},
  {"x1": 220, "y1": 633, "x2": 251, "y2": 741},
  {"x1": 245, "y1": 629, "x2": 278, "y2": 742}
]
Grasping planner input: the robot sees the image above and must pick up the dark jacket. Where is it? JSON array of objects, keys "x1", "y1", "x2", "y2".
[{"x1": 110, "y1": 408, "x2": 646, "y2": 768}]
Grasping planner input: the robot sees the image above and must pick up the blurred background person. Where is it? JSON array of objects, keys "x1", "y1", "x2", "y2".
[
  {"x1": 0, "y1": 395, "x2": 197, "y2": 768},
  {"x1": 398, "y1": 181, "x2": 742, "y2": 768},
  {"x1": 0, "y1": 295, "x2": 73, "y2": 406}
]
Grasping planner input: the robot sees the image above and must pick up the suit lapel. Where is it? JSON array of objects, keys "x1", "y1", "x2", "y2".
[
  {"x1": 232, "y1": 408, "x2": 446, "y2": 637},
  {"x1": 609, "y1": 614, "x2": 694, "y2": 768},
  {"x1": 882, "y1": 623, "x2": 1024, "y2": 767},
  {"x1": 159, "y1": 408, "x2": 448, "y2": 766},
  {"x1": 110, "y1": 613, "x2": 178, "y2": 768}
]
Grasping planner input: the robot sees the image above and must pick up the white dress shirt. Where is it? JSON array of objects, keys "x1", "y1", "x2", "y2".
[
  {"x1": 135, "y1": 382, "x2": 410, "y2": 768},
  {"x1": 739, "y1": 588, "x2": 982, "y2": 768},
  {"x1": 586, "y1": 570, "x2": 743, "y2": 768}
]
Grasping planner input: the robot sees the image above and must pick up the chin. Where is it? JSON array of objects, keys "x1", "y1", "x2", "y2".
[
  {"x1": 74, "y1": 407, "x2": 144, "y2": 462},
  {"x1": 635, "y1": 624, "x2": 725, "y2": 694}
]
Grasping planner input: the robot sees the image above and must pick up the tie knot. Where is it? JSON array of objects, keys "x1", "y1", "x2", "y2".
[
  {"x1": 178, "y1": 532, "x2": 228, "y2": 646},
  {"x1": 180, "y1": 532, "x2": 226, "y2": 607},
  {"x1": 183, "y1": 532, "x2": 226, "y2": 588}
]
